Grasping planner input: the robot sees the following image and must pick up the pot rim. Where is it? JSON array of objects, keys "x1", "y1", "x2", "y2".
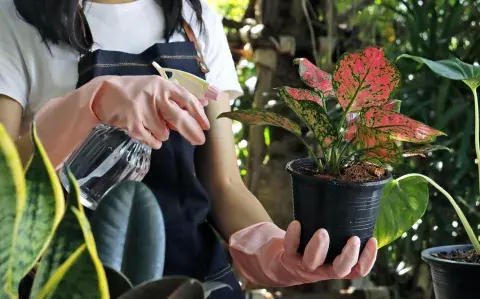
[
  {"x1": 421, "y1": 244, "x2": 480, "y2": 267},
  {"x1": 285, "y1": 157, "x2": 392, "y2": 187}
]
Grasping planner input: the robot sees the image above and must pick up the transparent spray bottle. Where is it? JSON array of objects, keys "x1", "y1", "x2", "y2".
[{"x1": 59, "y1": 62, "x2": 219, "y2": 210}]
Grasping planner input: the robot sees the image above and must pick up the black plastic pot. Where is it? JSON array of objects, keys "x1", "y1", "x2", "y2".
[
  {"x1": 286, "y1": 158, "x2": 391, "y2": 263},
  {"x1": 422, "y1": 245, "x2": 480, "y2": 299}
]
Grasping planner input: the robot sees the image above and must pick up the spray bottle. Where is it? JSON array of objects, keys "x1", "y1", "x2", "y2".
[{"x1": 59, "y1": 62, "x2": 219, "y2": 210}]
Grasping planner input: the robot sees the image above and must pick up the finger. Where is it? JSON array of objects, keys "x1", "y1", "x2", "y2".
[
  {"x1": 158, "y1": 99, "x2": 206, "y2": 145},
  {"x1": 332, "y1": 236, "x2": 361, "y2": 278},
  {"x1": 128, "y1": 124, "x2": 162, "y2": 149},
  {"x1": 143, "y1": 111, "x2": 170, "y2": 142},
  {"x1": 302, "y1": 229, "x2": 329, "y2": 271},
  {"x1": 351, "y1": 238, "x2": 378, "y2": 277},
  {"x1": 165, "y1": 82, "x2": 210, "y2": 130},
  {"x1": 284, "y1": 221, "x2": 301, "y2": 256}
]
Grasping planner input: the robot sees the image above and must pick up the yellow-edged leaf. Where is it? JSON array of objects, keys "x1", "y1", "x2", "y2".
[{"x1": 0, "y1": 124, "x2": 26, "y2": 298}]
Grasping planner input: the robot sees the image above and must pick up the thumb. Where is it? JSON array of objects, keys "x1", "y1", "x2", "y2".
[{"x1": 284, "y1": 221, "x2": 301, "y2": 256}]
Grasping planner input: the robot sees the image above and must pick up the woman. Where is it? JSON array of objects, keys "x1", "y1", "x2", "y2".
[{"x1": 0, "y1": 0, "x2": 378, "y2": 297}]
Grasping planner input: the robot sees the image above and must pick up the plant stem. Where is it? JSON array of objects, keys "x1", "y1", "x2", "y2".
[
  {"x1": 472, "y1": 87, "x2": 480, "y2": 197},
  {"x1": 296, "y1": 134, "x2": 323, "y2": 171},
  {"x1": 397, "y1": 173, "x2": 480, "y2": 253}
]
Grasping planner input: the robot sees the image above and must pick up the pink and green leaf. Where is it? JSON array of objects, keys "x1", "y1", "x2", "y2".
[
  {"x1": 360, "y1": 142, "x2": 403, "y2": 165},
  {"x1": 279, "y1": 87, "x2": 337, "y2": 147},
  {"x1": 332, "y1": 47, "x2": 400, "y2": 112},
  {"x1": 294, "y1": 58, "x2": 335, "y2": 98},
  {"x1": 218, "y1": 109, "x2": 301, "y2": 135},
  {"x1": 282, "y1": 87, "x2": 324, "y2": 106},
  {"x1": 360, "y1": 107, "x2": 446, "y2": 143},
  {"x1": 384, "y1": 100, "x2": 402, "y2": 112},
  {"x1": 402, "y1": 145, "x2": 452, "y2": 157}
]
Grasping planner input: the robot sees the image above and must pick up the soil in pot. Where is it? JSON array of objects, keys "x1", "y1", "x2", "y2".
[
  {"x1": 286, "y1": 158, "x2": 391, "y2": 264},
  {"x1": 422, "y1": 245, "x2": 480, "y2": 299}
]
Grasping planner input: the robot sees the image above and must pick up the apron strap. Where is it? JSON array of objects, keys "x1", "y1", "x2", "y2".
[{"x1": 182, "y1": 21, "x2": 210, "y2": 74}]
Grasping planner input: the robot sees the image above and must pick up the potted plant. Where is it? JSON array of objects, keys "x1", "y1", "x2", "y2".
[
  {"x1": 219, "y1": 47, "x2": 448, "y2": 262},
  {"x1": 0, "y1": 123, "x2": 227, "y2": 299},
  {"x1": 393, "y1": 54, "x2": 480, "y2": 299}
]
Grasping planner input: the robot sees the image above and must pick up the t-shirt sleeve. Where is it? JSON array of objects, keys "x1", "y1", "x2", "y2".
[
  {"x1": 203, "y1": 11, "x2": 243, "y2": 100},
  {"x1": 0, "y1": 6, "x2": 29, "y2": 108}
]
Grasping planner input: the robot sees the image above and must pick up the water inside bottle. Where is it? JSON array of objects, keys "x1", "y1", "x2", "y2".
[{"x1": 59, "y1": 125, "x2": 151, "y2": 210}]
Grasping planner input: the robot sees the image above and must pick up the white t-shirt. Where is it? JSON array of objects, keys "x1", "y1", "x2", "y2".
[{"x1": 0, "y1": 0, "x2": 242, "y2": 134}]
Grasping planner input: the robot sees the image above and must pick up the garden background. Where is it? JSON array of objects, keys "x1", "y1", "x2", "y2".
[{"x1": 206, "y1": 0, "x2": 480, "y2": 298}]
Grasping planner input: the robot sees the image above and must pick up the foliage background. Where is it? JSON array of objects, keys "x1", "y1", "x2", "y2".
[{"x1": 207, "y1": 0, "x2": 479, "y2": 297}]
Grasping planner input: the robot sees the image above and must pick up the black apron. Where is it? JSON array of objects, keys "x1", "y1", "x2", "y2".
[{"x1": 76, "y1": 24, "x2": 244, "y2": 298}]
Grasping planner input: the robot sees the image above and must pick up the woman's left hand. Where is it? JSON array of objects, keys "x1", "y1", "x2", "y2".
[{"x1": 229, "y1": 220, "x2": 378, "y2": 287}]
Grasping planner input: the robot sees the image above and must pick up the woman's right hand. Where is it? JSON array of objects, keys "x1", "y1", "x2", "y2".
[
  {"x1": 90, "y1": 75, "x2": 210, "y2": 149},
  {"x1": 34, "y1": 75, "x2": 210, "y2": 168}
]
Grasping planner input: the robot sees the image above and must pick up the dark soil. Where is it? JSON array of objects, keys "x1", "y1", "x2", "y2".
[
  {"x1": 299, "y1": 162, "x2": 387, "y2": 183},
  {"x1": 432, "y1": 249, "x2": 480, "y2": 264}
]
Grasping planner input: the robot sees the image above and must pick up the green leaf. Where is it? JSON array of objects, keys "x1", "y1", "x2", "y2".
[
  {"x1": 397, "y1": 55, "x2": 480, "y2": 89},
  {"x1": 374, "y1": 176, "x2": 429, "y2": 248},
  {"x1": 0, "y1": 124, "x2": 26, "y2": 299},
  {"x1": 218, "y1": 109, "x2": 301, "y2": 135},
  {"x1": 89, "y1": 181, "x2": 165, "y2": 286},
  {"x1": 118, "y1": 277, "x2": 204, "y2": 299},
  {"x1": 333, "y1": 47, "x2": 400, "y2": 112},
  {"x1": 402, "y1": 145, "x2": 452, "y2": 157},
  {"x1": 13, "y1": 125, "x2": 66, "y2": 290},
  {"x1": 279, "y1": 87, "x2": 337, "y2": 147},
  {"x1": 31, "y1": 171, "x2": 108, "y2": 299}
]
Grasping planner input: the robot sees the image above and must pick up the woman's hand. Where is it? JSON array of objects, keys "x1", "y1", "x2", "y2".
[
  {"x1": 90, "y1": 75, "x2": 210, "y2": 149},
  {"x1": 229, "y1": 221, "x2": 378, "y2": 287},
  {"x1": 34, "y1": 75, "x2": 209, "y2": 168}
]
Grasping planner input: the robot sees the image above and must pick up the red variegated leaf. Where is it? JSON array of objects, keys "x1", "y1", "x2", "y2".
[
  {"x1": 355, "y1": 125, "x2": 391, "y2": 148},
  {"x1": 294, "y1": 58, "x2": 335, "y2": 98},
  {"x1": 279, "y1": 87, "x2": 337, "y2": 147},
  {"x1": 345, "y1": 119, "x2": 358, "y2": 142},
  {"x1": 282, "y1": 87, "x2": 324, "y2": 106},
  {"x1": 332, "y1": 47, "x2": 400, "y2": 111},
  {"x1": 361, "y1": 107, "x2": 446, "y2": 143},
  {"x1": 360, "y1": 142, "x2": 403, "y2": 165},
  {"x1": 403, "y1": 145, "x2": 451, "y2": 157},
  {"x1": 218, "y1": 109, "x2": 301, "y2": 135},
  {"x1": 384, "y1": 100, "x2": 402, "y2": 112}
]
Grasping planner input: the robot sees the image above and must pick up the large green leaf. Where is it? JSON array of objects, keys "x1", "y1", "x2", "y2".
[
  {"x1": 279, "y1": 87, "x2": 337, "y2": 147},
  {"x1": 30, "y1": 171, "x2": 108, "y2": 299},
  {"x1": 89, "y1": 181, "x2": 165, "y2": 286},
  {"x1": 0, "y1": 124, "x2": 65, "y2": 298},
  {"x1": 0, "y1": 124, "x2": 26, "y2": 299},
  {"x1": 218, "y1": 109, "x2": 301, "y2": 135},
  {"x1": 374, "y1": 176, "x2": 429, "y2": 248},
  {"x1": 397, "y1": 55, "x2": 480, "y2": 89}
]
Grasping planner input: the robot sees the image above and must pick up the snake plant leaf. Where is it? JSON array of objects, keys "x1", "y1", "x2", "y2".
[
  {"x1": 89, "y1": 181, "x2": 165, "y2": 286},
  {"x1": 279, "y1": 87, "x2": 337, "y2": 147},
  {"x1": 281, "y1": 87, "x2": 324, "y2": 107},
  {"x1": 374, "y1": 175, "x2": 429, "y2": 248},
  {"x1": 293, "y1": 58, "x2": 335, "y2": 98},
  {"x1": 397, "y1": 55, "x2": 480, "y2": 89},
  {"x1": 403, "y1": 145, "x2": 452, "y2": 157},
  {"x1": 0, "y1": 123, "x2": 65, "y2": 298},
  {"x1": 30, "y1": 171, "x2": 108, "y2": 299},
  {"x1": 333, "y1": 47, "x2": 400, "y2": 112},
  {"x1": 0, "y1": 124, "x2": 26, "y2": 299},
  {"x1": 218, "y1": 109, "x2": 301, "y2": 136}
]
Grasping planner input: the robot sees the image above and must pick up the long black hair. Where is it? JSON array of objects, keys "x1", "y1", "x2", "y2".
[{"x1": 13, "y1": 0, "x2": 204, "y2": 54}]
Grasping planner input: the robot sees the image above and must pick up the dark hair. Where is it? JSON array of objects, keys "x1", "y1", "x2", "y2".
[{"x1": 13, "y1": 0, "x2": 204, "y2": 54}]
